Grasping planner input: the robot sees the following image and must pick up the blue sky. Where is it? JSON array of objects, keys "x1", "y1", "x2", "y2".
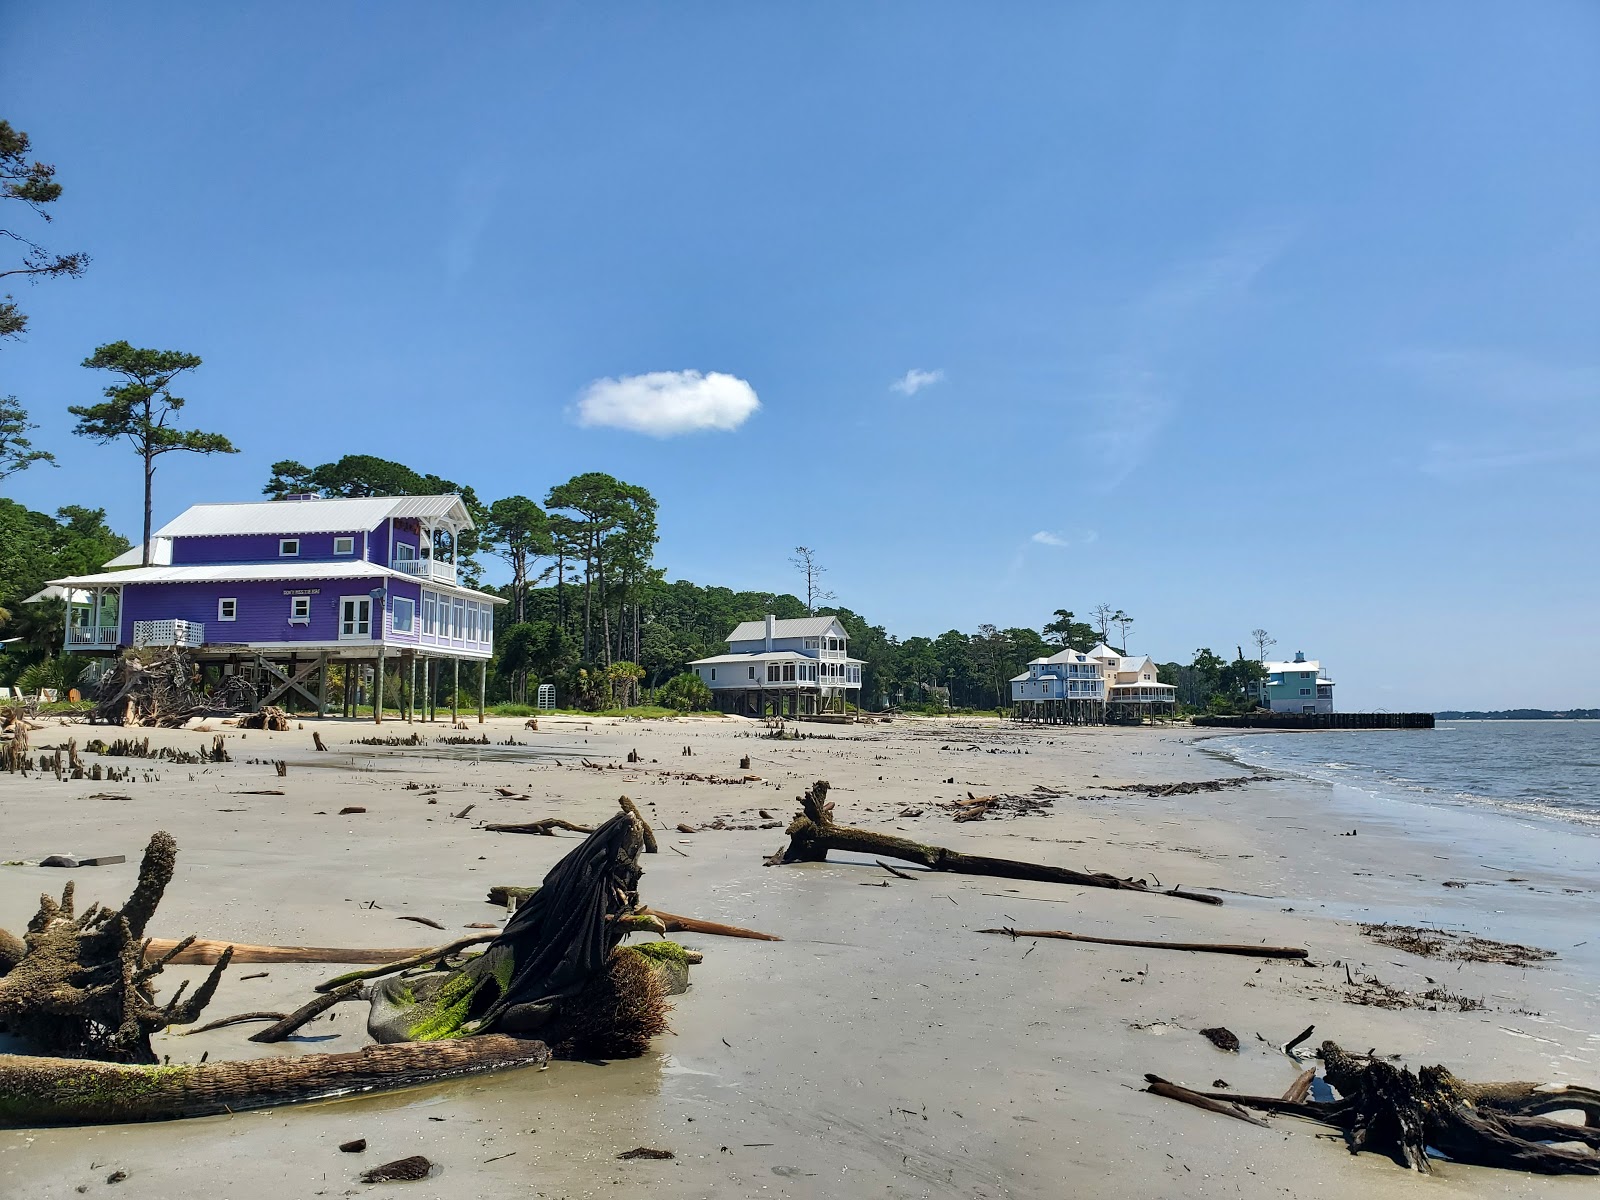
[{"x1": 3, "y1": 4, "x2": 1597, "y2": 710}]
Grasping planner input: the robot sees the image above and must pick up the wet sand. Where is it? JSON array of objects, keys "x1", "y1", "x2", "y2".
[{"x1": 2, "y1": 714, "x2": 1597, "y2": 1198}]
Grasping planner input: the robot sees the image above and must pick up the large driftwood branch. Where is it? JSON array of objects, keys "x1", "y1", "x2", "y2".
[
  {"x1": 1145, "y1": 1040, "x2": 1600, "y2": 1175},
  {"x1": 980, "y1": 927, "x2": 1306, "y2": 959},
  {"x1": 0, "y1": 1036, "x2": 551, "y2": 1126},
  {"x1": 771, "y1": 781, "x2": 1221, "y2": 905},
  {"x1": 145, "y1": 938, "x2": 446, "y2": 965}
]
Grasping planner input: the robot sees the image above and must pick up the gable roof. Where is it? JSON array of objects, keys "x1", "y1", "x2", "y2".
[
  {"x1": 153, "y1": 495, "x2": 472, "y2": 539},
  {"x1": 1265, "y1": 659, "x2": 1321, "y2": 674},
  {"x1": 726, "y1": 615, "x2": 845, "y2": 642}
]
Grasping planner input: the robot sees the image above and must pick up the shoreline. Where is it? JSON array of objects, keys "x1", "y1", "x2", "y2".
[{"x1": 2, "y1": 715, "x2": 1596, "y2": 1198}]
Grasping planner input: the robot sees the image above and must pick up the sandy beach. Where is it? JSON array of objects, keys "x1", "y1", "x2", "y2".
[{"x1": 2, "y1": 714, "x2": 1597, "y2": 1199}]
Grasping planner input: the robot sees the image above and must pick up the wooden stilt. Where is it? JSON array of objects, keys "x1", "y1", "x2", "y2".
[
  {"x1": 374, "y1": 647, "x2": 386, "y2": 724},
  {"x1": 478, "y1": 659, "x2": 486, "y2": 724},
  {"x1": 316, "y1": 653, "x2": 328, "y2": 717},
  {"x1": 451, "y1": 659, "x2": 459, "y2": 723}
]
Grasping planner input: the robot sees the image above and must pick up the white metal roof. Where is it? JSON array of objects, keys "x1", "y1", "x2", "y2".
[
  {"x1": 1044, "y1": 648, "x2": 1091, "y2": 664},
  {"x1": 152, "y1": 495, "x2": 472, "y2": 539},
  {"x1": 23, "y1": 585, "x2": 91, "y2": 605},
  {"x1": 101, "y1": 539, "x2": 173, "y2": 569},
  {"x1": 726, "y1": 615, "x2": 846, "y2": 642},
  {"x1": 1265, "y1": 660, "x2": 1321, "y2": 674},
  {"x1": 48, "y1": 561, "x2": 505, "y2": 603}
]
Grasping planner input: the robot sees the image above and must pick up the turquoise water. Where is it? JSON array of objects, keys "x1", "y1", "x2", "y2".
[{"x1": 1206, "y1": 720, "x2": 1600, "y2": 831}]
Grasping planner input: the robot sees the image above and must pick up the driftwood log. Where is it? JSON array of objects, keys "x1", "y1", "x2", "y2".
[
  {"x1": 0, "y1": 1036, "x2": 551, "y2": 1126},
  {"x1": 0, "y1": 832, "x2": 229, "y2": 1062},
  {"x1": 486, "y1": 886, "x2": 782, "y2": 941},
  {"x1": 771, "y1": 781, "x2": 1221, "y2": 905},
  {"x1": 980, "y1": 927, "x2": 1307, "y2": 959},
  {"x1": 1146, "y1": 1040, "x2": 1600, "y2": 1175}
]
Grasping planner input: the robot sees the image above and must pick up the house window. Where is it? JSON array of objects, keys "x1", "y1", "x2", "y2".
[
  {"x1": 466, "y1": 604, "x2": 477, "y2": 642},
  {"x1": 710, "y1": 668, "x2": 716, "y2": 681},
  {"x1": 1299, "y1": 687, "x2": 1312, "y2": 696},
  {"x1": 453, "y1": 600, "x2": 465, "y2": 638},
  {"x1": 333, "y1": 536, "x2": 354, "y2": 556},
  {"x1": 340, "y1": 596, "x2": 372, "y2": 638},
  {"x1": 749, "y1": 666, "x2": 756, "y2": 679},
  {"x1": 218, "y1": 598, "x2": 237, "y2": 622},
  {"x1": 289, "y1": 596, "x2": 310, "y2": 624},
  {"x1": 392, "y1": 597, "x2": 415, "y2": 633},
  {"x1": 768, "y1": 664, "x2": 781, "y2": 683},
  {"x1": 422, "y1": 593, "x2": 436, "y2": 635},
  {"x1": 783, "y1": 663, "x2": 795, "y2": 681},
  {"x1": 279, "y1": 539, "x2": 300, "y2": 557}
]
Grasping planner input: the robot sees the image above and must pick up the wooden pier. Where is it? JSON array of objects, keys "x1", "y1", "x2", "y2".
[{"x1": 1191, "y1": 712, "x2": 1434, "y2": 730}]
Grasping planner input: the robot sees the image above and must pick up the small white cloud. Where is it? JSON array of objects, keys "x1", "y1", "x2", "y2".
[
  {"x1": 1031, "y1": 530, "x2": 1068, "y2": 547},
  {"x1": 575, "y1": 370, "x2": 760, "y2": 436},
  {"x1": 890, "y1": 368, "x2": 945, "y2": 396}
]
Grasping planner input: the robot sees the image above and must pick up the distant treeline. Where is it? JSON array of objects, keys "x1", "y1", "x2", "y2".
[{"x1": 1436, "y1": 709, "x2": 1600, "y2": 720}]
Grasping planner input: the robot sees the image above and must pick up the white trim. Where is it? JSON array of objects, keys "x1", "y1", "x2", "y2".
[
  {"x1": 217, "y1": 597, "x2": 238, "y2": 622},
  {"x1": 391, "y1": 595, "x2": 416, "y2": 634},
  {"x1": 333, "y1": 536, "x2": 355, "y2": 556},
  {"x1": 338, "y1": 595, "x2": 372, "y2": 640},
  {"x1": 279, "y1": 538, "x2": 300, "y2": 557},
  {"x1": 288, "y1": 595, "x2": 311, "y2": 624}
]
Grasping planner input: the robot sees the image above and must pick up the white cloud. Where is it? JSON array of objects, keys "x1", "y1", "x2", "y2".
[
  {"x1": 1030, "y1": 530, "x2": 1068, "y2": 546},
  {"x1": 575, "y1": 370, "x2": 761, "y2": 436},
  {"x1": 890, "y1": 368, "x2": 945, "y2": 396}
]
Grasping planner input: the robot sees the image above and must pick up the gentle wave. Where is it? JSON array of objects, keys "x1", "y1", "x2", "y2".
[{"x1": 1205, "y1": 722, "x2": 1600, "y2": 831}]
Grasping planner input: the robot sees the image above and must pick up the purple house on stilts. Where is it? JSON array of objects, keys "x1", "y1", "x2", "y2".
[{"x1": 49, "y1": 493, "x2": 504, "y2": 722}]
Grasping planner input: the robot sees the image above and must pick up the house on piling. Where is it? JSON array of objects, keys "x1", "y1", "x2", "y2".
[
  {"x1": 690, "y1": 614, "x2": 863, "y2": 716},
  {"x1": 1258, "y1": 651, "x2": 1335, "y2": 714},
  {"x1": 47, "y1": 493, "x2": 503, "y2": 722},
  {"x1": 1011, "y1": 642, "x2": 1175, "y2": 723}
]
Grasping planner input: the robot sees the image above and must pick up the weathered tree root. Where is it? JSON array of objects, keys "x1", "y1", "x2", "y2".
[
  {"x1": 482, "y1": 818, "x2": 595, "y2": 836},
  {"x1": 0, "y1": 1035, "x2": 551, "y2": 1127},
  {"x1": 145, "y1": 938, "x2": 445, "y2": 965},
  {"x1": 0, "y1": 832, "x2": 229, "y2": 1062},
  {"x1": 980, "y1": 927, "x2": 1306, "y2": 959},
  {"x1": 770, "y1": 781, "x2": 1222, "y2": 905},
  {"x1": 1145, "y1": 1040, "x2": 1600, "y2": 1175}
]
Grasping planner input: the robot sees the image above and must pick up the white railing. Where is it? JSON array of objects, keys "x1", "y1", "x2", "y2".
[
  {"x1": 389, "y1": 556, "x2": 457, "y2": 584},
  {"x1": 133, "y1": 619, "x2": 205, "y2": 648},
  {"x1": 66, "y1": 626, "x2": 119, "y2": 647}
]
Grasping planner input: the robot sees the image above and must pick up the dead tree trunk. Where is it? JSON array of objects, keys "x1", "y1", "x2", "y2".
[
  {"x1": 0, "y1": 1036, "x2": 551, "y2": 1126},
  {"x1": 771, "y1": 781, "x2": 1221, "y2": 905},
  {"x1": 0, "y1": 833, "x2": 230, "y2": 1062}
]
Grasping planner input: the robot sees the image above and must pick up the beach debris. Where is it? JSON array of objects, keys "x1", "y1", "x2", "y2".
[
  {"x1": 311, "y1": 731, "x2": 328, "y2": 751},
  {"x1": 1199, "y1": 1027, "x2": 1240, "y2": 1052},
  {"x1": 1358, "y1": 923, "x2": 1554, "y2": 968},
  {"x1": 237, "y1": 707, "x2": 290, "y2": 732},
  {"x1": 0, "y1": 1036, "x2": 552, "y2": 1126},
  {"x1": 1341, "y1": 968, "x2": 1484, "y2": 1012},
  {"x1": 0, "y1": 832, "x2": 232, "y2": 1062},
  {"x1": 486, "y1": 886, "x2": 782, "y2": 941},
  {"x1": 339, "y1": 1138, "x2": 367, "y2": 1153},
  {"x1": 617, "y1": 1147, "x2": 675, "y2": 1160},
  {"x1": 38, "y1": 854, "x2": 127, "y2": 868},
  {"x1": 1107, "y1": 775, "x2": 1272, "y2": 796},
  {"x1": 481, "y1": 818, "x2": 595, "y2": 836},
  {"x1": 1282, "y1": 1024, "x2": 1316, "y2": 1057},
  {"x1": 177, "y1": 1010, "x2": 286, "y2": 1035},
  {"x1": 359, "y1": 1154, "x2": 433, "y2": 1182},
  {"x1": 451, "y1": 804, "x2": 475, "y2": 819},
  {"x1": 946, "y1": 790, "x2": 1055, "y2": 822},
  {"x1": 87, "y1": 651, "x2": 211, "y2": 727},
  {"x1": 396, "y1": 915, "x2": 445, "y2": 930},
  {"x1": 1144, "y1": 1040, "x2": 1600, "y2": 1175},
  {"x1": 338, "y1": 806, "x2": 366, "y2": 815},
  {"x1": 770, "y1": 781, "x2": 1223, "y2": 905},
  {"x1": 618, "y1": 795, "x2": 657, "y2": 853},
  {"x1": 878, "y1": 860, "x2": 917, "y2": 881},
  {"x1": 979, "y1": 927, "x2": 1306, "y2": 959},
  {"x1": 142, "y1": 938, "x2": 440, "y2": 965}
]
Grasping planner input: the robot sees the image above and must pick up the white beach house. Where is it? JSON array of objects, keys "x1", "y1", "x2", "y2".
[
  {"x1": 1011, "y1": 642, "x2": 1175, "y2": 722},
  {"x1": 690, "y1": 614, "x2": 863, "y2": 716}
]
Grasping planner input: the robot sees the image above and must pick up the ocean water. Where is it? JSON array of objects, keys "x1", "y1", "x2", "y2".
[{"x1": 1206, "y1": 720, "x2": 1600, "y2": 832}]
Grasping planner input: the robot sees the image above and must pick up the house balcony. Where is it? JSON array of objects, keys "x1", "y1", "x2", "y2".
[
  {"x1": 133, "y1": 619, "x2": 205, "y2": 649},
  {"x1": 389, "y1": 556, "x2": 457, "y2": 585},
  {"x1": 65, "y1": 625, "x2": 119, "y2": 649}
]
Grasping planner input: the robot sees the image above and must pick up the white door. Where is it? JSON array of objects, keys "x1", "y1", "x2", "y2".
[{"x1": 340, "y1": 597, "x2": 372, "y2": 638}]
